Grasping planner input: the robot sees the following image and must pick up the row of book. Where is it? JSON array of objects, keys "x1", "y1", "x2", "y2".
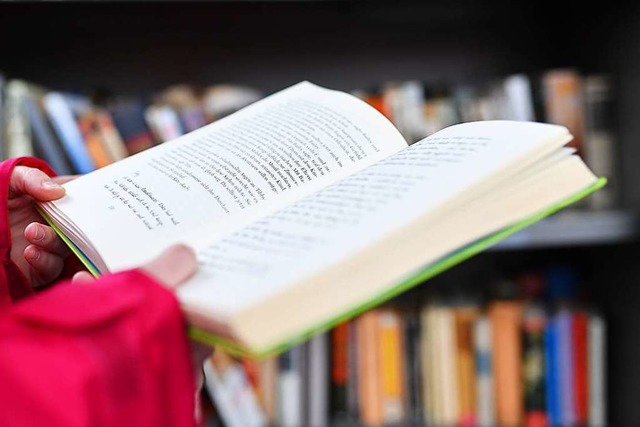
[
  {"x1": 0, "y1": 74, "x2": 263, "y2": 175},
  {"x1": 352, "y1": 69, "x2": 618, "y2": 211},
  {"x1": 0, "y1": 68, "x2": 617, "y2": 211},
  {"x1": 203, "y1": 267, "x2": 607, "y2": 427}
]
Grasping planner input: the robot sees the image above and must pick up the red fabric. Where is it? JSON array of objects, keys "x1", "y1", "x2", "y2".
[{"x1": 0, "y1": 158, "x2": 198, "y2": 426}]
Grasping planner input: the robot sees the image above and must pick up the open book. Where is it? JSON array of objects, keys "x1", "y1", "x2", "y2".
[{"x1": 38, "y1": 81, "x2": 605, "y2": 357}]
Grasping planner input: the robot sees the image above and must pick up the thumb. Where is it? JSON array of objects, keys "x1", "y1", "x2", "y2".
[
  {"x1": 9, "y1": 166, "x2": 65, "y2": 201},
  {"x1": 141, "y1": 244, "x2": 197, "y2": 289}
]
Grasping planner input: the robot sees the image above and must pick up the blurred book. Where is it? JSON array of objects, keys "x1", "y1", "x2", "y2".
[
  {"x1": 583, "y1": 74, "x2": 618, "y2": 209},
  {"x1": 5, "y1": 80, "x2": 34, "y2": 159},
  {"x1": 107, "y1": 97, "x2": 156, "y2": 155},
  {"x1": 201, "y1": 84, "x2": 263, "y2": 122},
  {"x1": 145, "y1": 104, "x2": 184, "y2": 143},
  {"x1": 542, "y1": 68, "x2": 586, "y2": 156},
  {"x1": 22, "y1": 82, "x2": 74, "y2": 175},
  {"x1": 203, "y1": 351, "x2": 267, "y2": 427},
  {"x1": 42, "y1": 92, "x2": 96, "y2": 174}
]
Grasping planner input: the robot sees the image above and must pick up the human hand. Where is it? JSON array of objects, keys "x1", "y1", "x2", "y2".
[{"x1": 8, "y1": 166, "x2": 78, "y2": 287}]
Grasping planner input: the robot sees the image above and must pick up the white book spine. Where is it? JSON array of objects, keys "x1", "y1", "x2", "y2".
[
  {"x1": 474, "y1": 315, "x2": 495, "y2": 427},
  {"x1": 588, "y1": 314, "x2": 607, "y2": 427},
  {"x1": 307, "y1": 333, "x2": 329, "y2": 427}
]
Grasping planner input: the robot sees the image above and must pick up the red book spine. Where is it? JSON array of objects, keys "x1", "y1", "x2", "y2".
[{"x1": 573, "y1": 312, "x2": 589, "y2": 424}]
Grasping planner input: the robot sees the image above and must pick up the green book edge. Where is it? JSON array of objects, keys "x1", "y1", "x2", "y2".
[{"x1": 39, "y1": 177, "x2": 607, "y2": 359}]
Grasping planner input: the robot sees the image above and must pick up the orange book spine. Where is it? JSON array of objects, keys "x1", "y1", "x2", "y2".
[
  {"x1": 489, "y1": 301, "x2": 524, "y2": 427},
  {"x1": 455, "y1": 307, "x2": 478, "y2": 427},
  {"x1": 378, "y1": 308, "x2": 405, "y2": 424},
  {"x1": 357, "y1": 311, "x2": 383, "y2": 426}
]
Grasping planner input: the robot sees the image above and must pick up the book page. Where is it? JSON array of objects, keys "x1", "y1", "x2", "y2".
[
  {"x1": 43, "y1": 81, "x2": 407, "y2": 271},
  {"x1": 178, "y1": 121, "x2": 572, "y2": 314}
]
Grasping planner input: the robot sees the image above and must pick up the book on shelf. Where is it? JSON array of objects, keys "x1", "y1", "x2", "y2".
[
  {"x1": 42, "y1": 92, "x2": 97, "y2": 174},
  {"x1": 37, "y1": 80, "x2": 605, "y2": 358},
  {"x1": 202, "y1": 265, "x2": 606, "y2": 427},
  {"x1": 5, "y1": 80, "x2": 34, "y2": 159}
]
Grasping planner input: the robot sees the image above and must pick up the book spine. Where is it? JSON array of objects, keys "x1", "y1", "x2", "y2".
[
  {"x1": 5, "y1": 81, "x2": 34, "y2": 158},
  {"x1": 474, "y1": 315, "x2": 495, "y2": 427},
  {"x1": 277, "y1": 348, "x2": 302, "y2": 427},
  {"x1": 258, "y1": 357, "x2": 278, "y2": 425},
  {"x1": 346, "y1": 320, "x2": 360, "y2": 422},
  {"x1": 522, "y1": 305, "x2": 548, "y2": 427},
  {"x1": 378, "y1": 308, "x2": 406, "y2": 424},
  {"x1": 330, "y1": 322, "x2": 349, "y2": 422},
  {"x1": 588, "y1": 313, "x2": 606, "y2": 427},
  {"x1": 437, "y1": 307, "x2": 459, "y2": 426},
  {"x1": 490, "y1": 301, "x2": 523, "y2": 427},
  {"x1": 404, "y1": 308, "x2": 423, "y2": 425},
  {"x1": 42, "y1": 92, "x2": 95, "y2": 174},
  {"x1": 23, "y1": 93, "x2": 73, "y2": 175},
  {"x1": 557, "y1": 311, "x2": 576, "y2": 427},
  {"x1": 307, "y1": 333, "x2": 329, "y2": 427},
  {"x1": 572, "y1": 311, "x2": 589, "y2": 425},
  {"x1": 357, "y1": 311, "x2": 383, "y2": 426},
  {"x1": 455, "y1": 307, "x2": 478, "y2": 427},
  {"x1": 545, "y1": 317, "x2": 560, "y2": 427}
]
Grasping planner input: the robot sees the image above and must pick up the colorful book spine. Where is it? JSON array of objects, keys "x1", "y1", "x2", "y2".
[
  {"x1": 489, "y1": 301, "x2": 523, "y2": 427},
  {"x1": 455, "y1": 305, "x2": 478, "y2": 427},
  {"x1": 42, "y1": 92, "x2": 95, "y2": 174},
  {"x1": 588, "y1": 312, "x2": 606, "y2": 427},
  {"x1": 557, "y1": 310, "x2": 576, "y2": 427},
  {"x1": 378, "y1": 308, "x2": 406, "y2": 424},
  {"x1": 357, "y1": 311, "x2": 383, "y2": 426},
  {"x1": 522, "y1": 304, "x2": 548, "y2": 427},
  {"x1": 307, "y1": 333, "x2": 329, "y2": 427},
  {"x1": 572, "y1": 311, "x2": 589, "y2": 425},
  {"x1": 545, "y1": 316, "x2": 560, "y2": 427},
  {"x1": 330, "y1": 322, "x2": 349, "y2": 421},
  {"x1": 474, "y1": 315, "x2": 495, "y2": 427},
  {"x1": 24, "y1": 92, "x2": 73, "y2": 175}
]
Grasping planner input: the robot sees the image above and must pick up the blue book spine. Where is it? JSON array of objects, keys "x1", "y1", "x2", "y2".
[
  {"x1": 42, "y1": 93, "x2": 95, "y2": 174},
  {"x1": 557, "y1": 310, "x2": 576, "y2": 426},
  {"x1": 24, "y1": 95, "x2": 73, "y2": 175},
  {"x1": 545, "y1": 317, "x2": 560, "y2": 427}
]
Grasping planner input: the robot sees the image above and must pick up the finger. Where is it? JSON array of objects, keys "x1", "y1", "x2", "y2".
[
  {"x1": 72, "y1": 271, "x2": 95, "y2": 285},
  {"x1": 9, "y1": 166, "x2": 65, "y2": 201},
  {"x1": 141, "y1": 244, "x2": 197, "y2": 289},
  {"x1": 24, "y1": 245, "x2": 64, "y2": 284},
  {"x1": 25, "y1": 223, "x2": 70, "y2": 257},
  {"x1": 52, "y1": 175, "x2": 80, "y2": 185}
]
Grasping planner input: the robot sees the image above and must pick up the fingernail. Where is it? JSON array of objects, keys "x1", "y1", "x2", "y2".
[
  {"x1": 29, "y1": 247, "x2": 40, "y2": 261},
  {"x1": 33, "y1": 225, "x2": 45, "y2": 242},
  {"x1": 42, "y1": 180, "x2": 62, "y2": 190}
]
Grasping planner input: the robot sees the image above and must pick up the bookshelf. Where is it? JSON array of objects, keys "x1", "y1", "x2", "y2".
[{"x1": 3, "y1": 1, "x2": 640, "y2": 426}]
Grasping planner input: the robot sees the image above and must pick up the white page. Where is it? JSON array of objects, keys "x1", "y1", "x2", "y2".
[
  {"x1": 179, "y1": 121, "x2": 570, "y2": 313},
  {"x1": 43, "y1": 81, "x2": 407, "y2": 271}
]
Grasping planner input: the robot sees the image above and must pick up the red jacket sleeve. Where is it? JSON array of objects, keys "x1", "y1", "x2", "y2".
[
  {"x1": 0, "y1": 270, "x2": 197, "y2": 427},
  {"x1": 0, "y1": 158, "x2": 198, "y2": 426}
]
